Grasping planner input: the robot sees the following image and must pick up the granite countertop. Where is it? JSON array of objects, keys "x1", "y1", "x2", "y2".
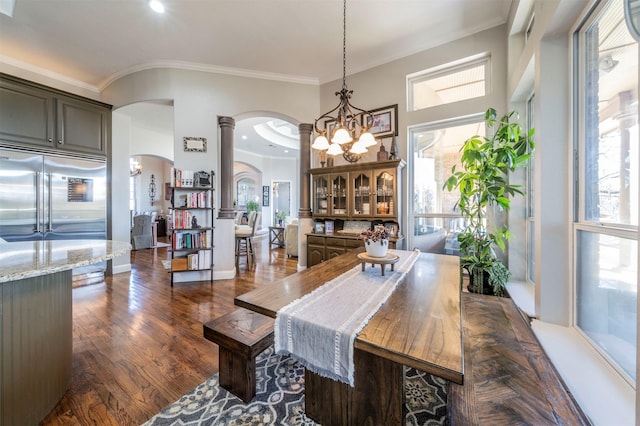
[{"x1": 0, "y1": 240, "x2": 131, "y2": 283}]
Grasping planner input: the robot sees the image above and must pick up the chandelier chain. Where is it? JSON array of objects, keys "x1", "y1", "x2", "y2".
[{"x1": 342, "y1": 0, "x2": 347, "y2": 89}]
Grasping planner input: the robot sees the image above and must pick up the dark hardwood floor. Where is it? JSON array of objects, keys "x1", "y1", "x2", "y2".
[{"x1": 41, "y1": 233, "x2": 299, "y2": 426}]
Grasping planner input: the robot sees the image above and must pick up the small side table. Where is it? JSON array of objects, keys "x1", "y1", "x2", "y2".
[
  {"x1": 357, "y1": 252, "x2": 400, "y2": 276},
  {"x1": 269, "y1": 226, "x2": 285, "y2": 248}
]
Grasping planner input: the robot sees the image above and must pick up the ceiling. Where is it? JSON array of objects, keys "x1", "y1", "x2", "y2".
[{"x1": 0, "y1": 0, "x2": 513, "y2": 159}]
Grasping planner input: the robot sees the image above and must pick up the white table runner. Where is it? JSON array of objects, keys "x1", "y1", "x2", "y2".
[{"x1": 274, "y1": 249, "x2": 420, "y2": 386}]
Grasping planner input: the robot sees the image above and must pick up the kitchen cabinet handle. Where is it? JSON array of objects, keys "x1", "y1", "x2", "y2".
[
  {"x1": 57, "y1": 140, "x2": 63, "y2": 145},
  {"x1": 47, "y1": 138, "x2": 53, "y2": 143},
  {"x1": 47, "y1": 172, "x2": 53, "y2": 232},
  {"x1": 35, "y1": 172, "x2": 41, "y2": 232}
]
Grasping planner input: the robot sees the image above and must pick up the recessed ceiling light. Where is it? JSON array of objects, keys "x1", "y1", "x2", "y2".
[
  {"x1": 284, "y1": 150, "x2": 289, "y2": 153},
  {"x1": 149, "y1": 0, "x2": 165, "y2": 13},
  {"x1": 242, "y1": 135, "x2": 248, "y2": 140}
]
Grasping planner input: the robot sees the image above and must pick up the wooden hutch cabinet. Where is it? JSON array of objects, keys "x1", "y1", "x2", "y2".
[{"x1": 307, "y1": 159, "x2": 405, "y2": 267}]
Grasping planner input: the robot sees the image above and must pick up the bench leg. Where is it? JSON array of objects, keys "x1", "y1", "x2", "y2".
[{"x1": 218, "y1": 347, "x2": 256, "y2": 403}]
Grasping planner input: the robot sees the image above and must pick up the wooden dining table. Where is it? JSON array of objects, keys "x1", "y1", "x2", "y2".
[{"x1": 235, "y1": 248, "x2": 463, "y2": 425}]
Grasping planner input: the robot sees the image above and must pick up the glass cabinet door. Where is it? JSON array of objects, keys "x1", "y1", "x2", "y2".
[
  {"x1": 374, "y1": 169, "x2": 395, "y2": 216},
  {"x1": 313, "y1": 175, "x2": 329, "y2": 215},
  {"x1": 331, "y1": 174, "x2": 348, "y2": 216},
  {"x1": 351, "y1": 172, "x2": 371, "y2": 217}
]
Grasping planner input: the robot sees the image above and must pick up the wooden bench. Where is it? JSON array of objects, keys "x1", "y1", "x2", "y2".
[
  {"x1": 203, "y1": 308, "x2": 274, "y2": 403},
  {"x1": 448, "y1": 292, "x2": 590, "y2": 425}
]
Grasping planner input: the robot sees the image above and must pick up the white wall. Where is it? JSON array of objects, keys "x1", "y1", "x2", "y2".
[
  {"x1": 130, "y1": 126, "x2": 174, "y2": 161},
  {"x1": 132, "y1": 156, "x2": 171, "y2": 214},
  {"x1": 110, "y1": 112, "x2": 132, "y2": 274}
]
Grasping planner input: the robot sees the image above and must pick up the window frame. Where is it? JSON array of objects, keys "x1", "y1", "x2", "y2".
[
  {"x1": 406, "y1": 53, "x2": 491, "y2": 112},
  {"x1": 573, "y1": 0, "x2": 638, "y2": 387}
]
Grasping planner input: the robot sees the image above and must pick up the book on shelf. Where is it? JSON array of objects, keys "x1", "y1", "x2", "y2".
[
  {"x1": 170, "y1": 167, "x2": 195, "y2": 188},
  {"x1": 172, "y1": 251, "x2": 211, "y2": 271},
  {"x1": 172, "y1": 229, "x2": 213, "y2": 250},
  {"x1": 198, "y1": 249, "x2": 212, "y2": 270}
]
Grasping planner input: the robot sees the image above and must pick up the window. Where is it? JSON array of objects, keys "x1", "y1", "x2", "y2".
[
  {"x1": 576, "y1": 0, "x2": 638, "y2": 384},
  {"x1": 409, "y1": 115, "x2": 484, "y2": 254},
  {"x1": 407, "y1": 54, "x2": 490, "y2": 111},
  {"x1": 236, "y1": 178, "x2": 256, "y2": 209}
]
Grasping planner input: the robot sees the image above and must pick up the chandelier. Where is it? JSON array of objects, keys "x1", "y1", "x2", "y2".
[
  {"x1": 311, "y1": 0, "x2": 376, "y2": 163},
  {"x1": 130, "y1": 158, "x2": 142, "y2": 177}
]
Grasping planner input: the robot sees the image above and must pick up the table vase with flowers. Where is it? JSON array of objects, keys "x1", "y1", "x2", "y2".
[{"x1": 361, "y1": 225, "x2": 390, "y2": 257}]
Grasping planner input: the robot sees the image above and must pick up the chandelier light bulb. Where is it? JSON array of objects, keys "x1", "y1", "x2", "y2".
[
  {"x1": 327, "y1": 143, "x2": 344, "y2": 156},
  {"x1": 349, "y1": 140, "x2": 368, "y2": 154},
  {"x1": 332, "y1": 127, "x2": 353, "y2": 144},
  {"x1": 358, "y1": 131, "x2": 376, "y2": 148},
  {"x1": 311, "y1": 134, "x2": 330, "y2": 150}
]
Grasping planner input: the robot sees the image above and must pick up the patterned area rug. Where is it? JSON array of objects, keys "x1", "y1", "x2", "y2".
[{"x1": 142, "y1": 346, "x2": 448, "y2": 425}]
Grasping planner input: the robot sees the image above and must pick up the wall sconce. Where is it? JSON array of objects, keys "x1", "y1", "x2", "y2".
[{"x1": 148, "y1": 174, "x2": 157, "y2": 205}]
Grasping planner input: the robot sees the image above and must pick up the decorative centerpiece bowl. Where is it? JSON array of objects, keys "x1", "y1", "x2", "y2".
[{"x1": 361, "y1": 225, "x2": 390, "y2": 258}]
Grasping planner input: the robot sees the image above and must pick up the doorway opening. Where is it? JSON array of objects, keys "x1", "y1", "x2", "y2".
[{"x1": 272, "y1": 181, "x2": 291, "y2": 226}]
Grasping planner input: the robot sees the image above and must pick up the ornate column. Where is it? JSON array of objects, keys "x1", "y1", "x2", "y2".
[
  {"x1": 297, "y1": 123, "x2": 314, "y2": 269},
  {"x1": 218, "y1": 116, "x2": 235, "y2": 219},
  {"x1": 298, "y1": 123, "x2": 313, "y2": 219}
]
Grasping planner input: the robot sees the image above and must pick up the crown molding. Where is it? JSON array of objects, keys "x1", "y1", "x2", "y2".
[{"x1": 99, "y1": 60, "x2": 319, "y2": 91}]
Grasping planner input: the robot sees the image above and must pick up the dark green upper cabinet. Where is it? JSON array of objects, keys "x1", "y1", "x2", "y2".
[
  {"x1": 0, "y1": 74, "x2": 111, "y2": 157},
  {"x1": 0, "y1": 79, "x2": 54, "y2": 148}
]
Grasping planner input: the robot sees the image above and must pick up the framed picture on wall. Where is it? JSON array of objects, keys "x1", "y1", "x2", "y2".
[
  {"x1": 183, "y1": 137, "x2": 207, "y2": 152},
  {"x1": 362, "y1": 104, "x2": 398, "y2": 139},
  {"x1": 262, "y1": 185, "x2": 270, "y2": 206},
  {"x1": 165, "y1": 182, "x2": 172, "y2": 201}
]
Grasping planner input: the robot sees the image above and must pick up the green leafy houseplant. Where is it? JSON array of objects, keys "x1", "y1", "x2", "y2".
[
  {"x1": 444, "y1": 108, "x2": 535, "y2": 296},
  {"x1": 276, "y1": 210, "x2": 287, "y2": 224},
  {"x1": 246, "y1": 200, "x2": 259, "y2": 212}
]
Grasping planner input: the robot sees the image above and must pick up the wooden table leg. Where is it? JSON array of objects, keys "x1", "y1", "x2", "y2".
[{"x1": 304, "y1": 349, "x2": 404, "y2": 425}]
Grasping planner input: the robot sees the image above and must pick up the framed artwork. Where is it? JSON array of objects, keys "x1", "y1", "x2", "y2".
[
  {"x1": 325, "y1": 220, "x2": 334, "y2": 234},
  {"x1": 183, "y1": 137, "x2": 207, "y2": 152},
  {"x1": 262, "y1": 185, "x2": 270, "y2": 206},
  {"x1": 363, "y1": 104, "x2": 398, "y2": 139},
  {"x1": 314, "y1": 222, "x2": 325, "y2": 233},
  {"x1": 165, "y1": 182, "x2": 172, "y2": 200}
]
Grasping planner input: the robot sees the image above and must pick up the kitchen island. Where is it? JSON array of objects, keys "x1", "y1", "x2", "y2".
[{"x1": 0, "y1": 239, "x2": 130, "y2": 425}]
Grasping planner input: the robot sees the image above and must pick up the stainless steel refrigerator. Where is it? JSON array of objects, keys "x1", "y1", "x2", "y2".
[{"x1": 0, "y1": 148, "x2": 106, "y2": 242}]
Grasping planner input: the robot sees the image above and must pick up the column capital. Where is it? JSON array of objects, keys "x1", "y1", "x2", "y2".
[
  {"x1": 218, "y1": 116, "x2": 235, "y2": 129},
  {"x1": 299, "y1": 123, "x2": 314, "y2": 134}
]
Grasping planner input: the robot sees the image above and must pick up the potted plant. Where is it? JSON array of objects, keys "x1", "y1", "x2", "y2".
[
  {"x1": 275, "y1": 210, "x2": 287, "y2": 226},
  {"x1": 246, "y1": 200, "x2": 259, "y2": 212},
  {"x1": 360, "y1": 225, "x2": 390, "y2": 257},
  {"x1": 444, "y1": 108, "x2": 535, "y2": 296}
]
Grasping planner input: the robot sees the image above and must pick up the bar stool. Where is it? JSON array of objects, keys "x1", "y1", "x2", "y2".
[{"x1": 235, "y1": 211, "x2": 258, "y2": 268}]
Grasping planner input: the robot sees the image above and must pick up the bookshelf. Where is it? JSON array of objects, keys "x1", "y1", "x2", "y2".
[{"x1": 169, "y1": 168, "x2": 215, "y2": 286}]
